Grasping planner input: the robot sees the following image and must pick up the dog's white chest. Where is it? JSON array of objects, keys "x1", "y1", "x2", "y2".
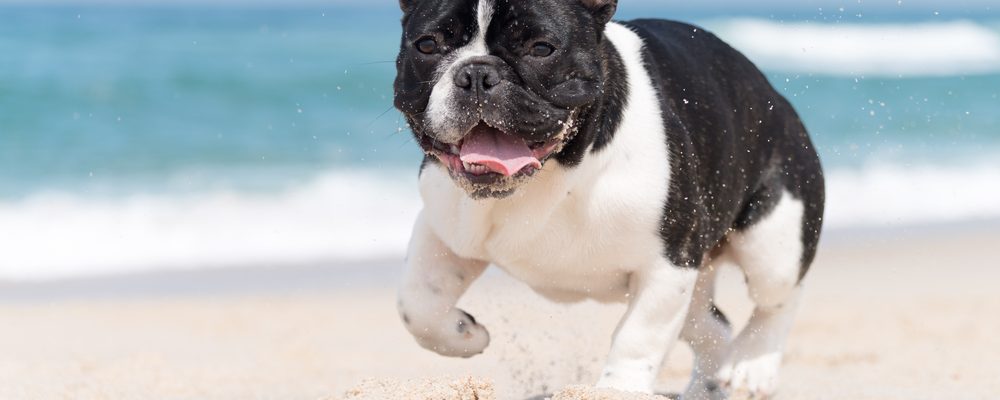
[
  {"x1": 419, "y1": 165, "x2": 653, "y2": 301},
  {"x1": 419, "y1": 124, "x2": 669, "y2": 302}
]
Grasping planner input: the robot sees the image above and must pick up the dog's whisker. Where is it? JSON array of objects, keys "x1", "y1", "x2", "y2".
[
  {"x1": 349, "y1": 60, "x2": 396, "y2": 66},
  {"x1": 366, "y1": 105, "x2": 397, "y2": 129}
]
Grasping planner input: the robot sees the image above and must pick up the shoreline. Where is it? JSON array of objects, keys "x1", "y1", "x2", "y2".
[{"x1": 2, "y1": 217, "x2": 998, "y2": 303}]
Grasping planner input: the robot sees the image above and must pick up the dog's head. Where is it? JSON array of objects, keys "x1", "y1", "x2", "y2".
[{"x1": 394, "y1": 0, "x2": 618, "y2": 198}]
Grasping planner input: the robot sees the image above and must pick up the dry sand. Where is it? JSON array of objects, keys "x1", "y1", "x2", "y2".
[{"x1": 1, "y1": 225, "x2": 999, "y2": 399}]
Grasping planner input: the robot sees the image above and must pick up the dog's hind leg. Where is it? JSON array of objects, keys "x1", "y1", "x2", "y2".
[
  {"x1": 717, "y1": 190, "x2": 809, "y2": 399},
  {"x1": 397, "y1": 213, "x2": 490, "y2": 358},
  {"x1": 679, "y1": 262, "x2": 731, "y2": 400}
]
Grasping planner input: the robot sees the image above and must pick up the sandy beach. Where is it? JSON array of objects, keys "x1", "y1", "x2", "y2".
[{"x1": 2, "y1": 223, "x2": 999, "y2": 400}]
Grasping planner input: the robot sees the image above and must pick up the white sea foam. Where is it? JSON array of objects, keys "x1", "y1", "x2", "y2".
[
  {"x1": 0, "y1": 170, "x2": 420, "y2": 281},
  {"x1": 706, "y1": 18, "x2": 1000, "y2": 76},
  {"x1": 824, "y1": 162, "x2": 1000, "y2": 229},
  {"x1": 1, "y1": 164, "x2": 999, "y2": 281}
]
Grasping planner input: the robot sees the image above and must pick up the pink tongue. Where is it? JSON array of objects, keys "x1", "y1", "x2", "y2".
[{"x1": 460, "y1": 125, "x2": 541, "y2": 176}]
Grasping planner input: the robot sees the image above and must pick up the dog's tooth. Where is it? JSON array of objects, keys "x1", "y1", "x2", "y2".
[
  {"x1": 462, "y1": 161, "x2": 472, "y2": 170},
  {"x1": 450, "y1": 145, "x2": 460, "y2": 154}
]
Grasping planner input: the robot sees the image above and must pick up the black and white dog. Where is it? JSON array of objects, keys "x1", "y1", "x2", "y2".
[{"x1": 392, "y1": 0, "x2": 824, "y2": 398}]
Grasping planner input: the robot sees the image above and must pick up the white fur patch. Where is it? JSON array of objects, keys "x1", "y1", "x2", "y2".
[
  {"x1": 426, "y1": 0, "x2": 495, "y2": 143},
  {"x1": 718, "y1": 190, "x2": 808, "y2": 397},
  {"x1": 717, "y1": 288, "x2": 803, "y2": 398},
  {"x1": 727, "y1": 190, "x2": 805, "y2": 308}
]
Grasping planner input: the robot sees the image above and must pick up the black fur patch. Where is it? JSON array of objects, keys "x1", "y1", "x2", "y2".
[
  {"x1": 709, "y1": 303, "x2": 729, "y2": 326},
  {"x1": 623, "y1": 20, "x2": 824, "y2": 275},
  {"x1": 556, "y1": 33, "x2": 629, "y2": 167},
  {"x1": 460, "y1": 309, "x2": 477, "y2": 325}
]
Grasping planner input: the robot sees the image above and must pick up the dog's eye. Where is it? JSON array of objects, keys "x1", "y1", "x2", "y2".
[
  {"x1": 415, "y1": 37, "x2": 438, "y2": 55},
  {"x1": 530, "y1": 42, "x2": 555, "y2": 57}
]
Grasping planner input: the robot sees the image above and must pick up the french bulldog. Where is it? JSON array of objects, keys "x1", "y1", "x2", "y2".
[{"x1": 393, "y1": 0, "x2": 824, "y2": 398}]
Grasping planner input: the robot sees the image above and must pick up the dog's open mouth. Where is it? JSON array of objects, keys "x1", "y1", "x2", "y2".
[{"x1": 422, "y1": 121, "x2": 569, "y2": 182}]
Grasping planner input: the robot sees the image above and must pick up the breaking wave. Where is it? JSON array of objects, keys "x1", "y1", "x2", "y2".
[
  {"x1": 0, "y1": 170, "x2": 419, "y2": 281},
  {"x1": 706, "y1": 18, "x2": 1000, "y2": 76}
]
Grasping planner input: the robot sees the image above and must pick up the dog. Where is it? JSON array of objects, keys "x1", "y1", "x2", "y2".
[{"x1": 392, "y1": 0, "x2": 824, "y2": 398}]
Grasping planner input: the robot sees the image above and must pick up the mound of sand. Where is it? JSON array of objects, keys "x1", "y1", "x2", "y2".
[
  {"x1": 337, "y1": 377, "x2": 495, "y2": 400},
  {"x1": 334, "y1": 377, "x2": 669, "y2": 400}
]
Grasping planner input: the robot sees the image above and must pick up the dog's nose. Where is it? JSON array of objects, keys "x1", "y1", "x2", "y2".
[{"x1": 453, "y1": 62, "x2": 502, "y2": 98}]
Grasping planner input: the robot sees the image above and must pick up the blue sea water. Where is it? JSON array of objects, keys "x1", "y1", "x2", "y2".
[
  {"x1": 0, "y1": 6, "x2": 407, "y2": 197},
  {"x1": 1, "y1": 4, "x2": 999, "y2": 279}
]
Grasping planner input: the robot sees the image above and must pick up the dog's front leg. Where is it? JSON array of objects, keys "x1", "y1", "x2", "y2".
[
  {"x1": 397, "y1": 214, "x2": 490, "y2": 358},
  {"x1": 597, "y1": 261, "x2": 698, "y2": 393}
]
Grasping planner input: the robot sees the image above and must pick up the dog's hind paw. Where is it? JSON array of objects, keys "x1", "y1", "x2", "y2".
[
  {"x1": 681, "y1": 376, "x2": 727, "y2": 400},
  {"x1": 717, "y1": 352, "x2": 781, "y2": 399}
]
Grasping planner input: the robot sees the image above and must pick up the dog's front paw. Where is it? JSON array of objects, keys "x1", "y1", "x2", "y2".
[
  {"x1": 717, "y1": 352, "x2": 781, "y2": 399},
  {"x1": 407, "y1": 308, "x2": 490, "y2": 358},
  {"x1": 594, "y1": 360, "x2": 657, "y2": 394}
]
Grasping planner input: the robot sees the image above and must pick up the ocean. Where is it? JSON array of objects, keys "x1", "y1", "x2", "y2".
[{"x1": 1, "y1": 4, "x2": 999, "y2": 280}]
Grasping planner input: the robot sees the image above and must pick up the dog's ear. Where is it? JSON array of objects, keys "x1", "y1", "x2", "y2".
[{"x1": 580, "y1": 0, "x2": 617, "y2": 24}]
